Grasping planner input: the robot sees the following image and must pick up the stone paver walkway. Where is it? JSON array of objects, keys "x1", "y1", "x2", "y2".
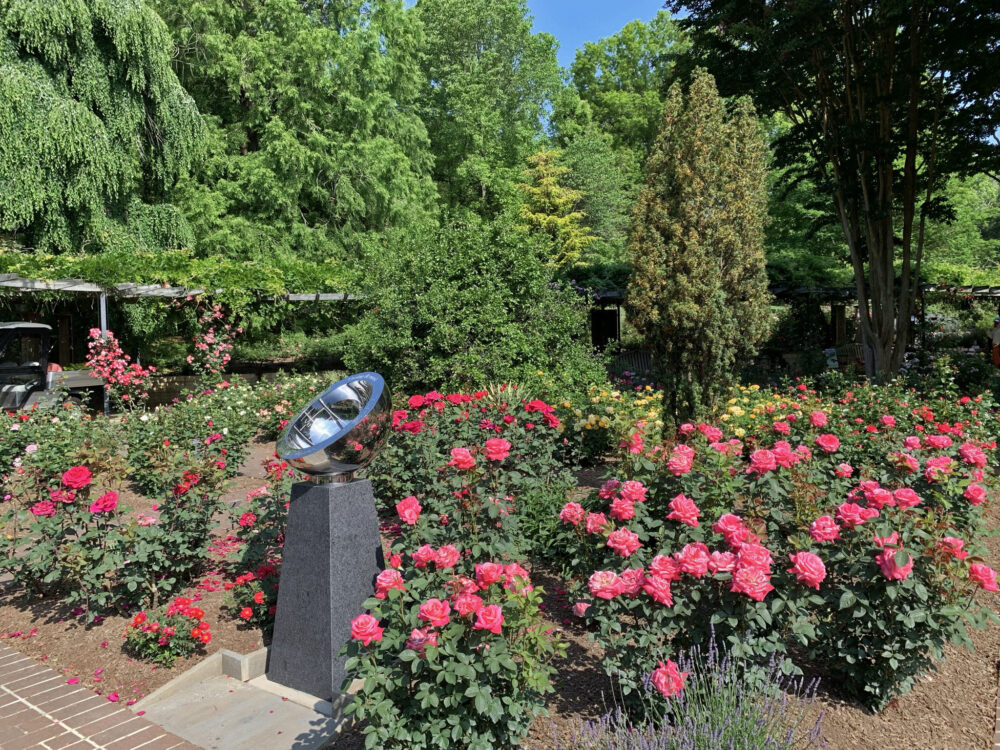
[{"x1": 0, "y1": 645, "x2": 201, "y2": 750}]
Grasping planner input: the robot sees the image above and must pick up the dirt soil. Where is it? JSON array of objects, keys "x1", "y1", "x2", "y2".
[{"x1": 2, "y1": 445, "x2": 997, "y2": 749}]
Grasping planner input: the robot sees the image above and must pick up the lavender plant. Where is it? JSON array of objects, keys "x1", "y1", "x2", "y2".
[{"x1": 563, "y1": 635, "x2": 826, "y2": 750}]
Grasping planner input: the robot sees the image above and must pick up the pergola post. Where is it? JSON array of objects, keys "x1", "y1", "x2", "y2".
[{"x1": 99, "y1": 291, "x2": 109, "y2": 416}]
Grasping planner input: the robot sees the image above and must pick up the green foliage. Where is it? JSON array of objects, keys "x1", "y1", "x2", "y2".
[
  {"x1": 0, "y1": 0, "x2": 204, "y2": 254},
  {"x1": 627, "y1": 70, "x2": 771, "y2": 424},
  {"x1": 562, "y1": 12, "x2": 687, "y2": 162},
  {"x1": 519, "y1": 150, "x2": 595, "y2": 269},
  {"x1": 340, "y1": 213, "x2": 604, "y2": 393},
  {"x1": 413, "y1": 0, "x2": 561, "y2": 215},
  {"x1": 673, "y1": 1, "x2": 1000, "y2": 375},
  {"x1": 153, "y1": 0, "x2": 436, "y2": 266}
]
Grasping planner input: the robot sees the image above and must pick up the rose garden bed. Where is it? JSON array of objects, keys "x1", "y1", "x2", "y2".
[{"x1": 1, "y1": 374, "x2": 999, "y2": 748}]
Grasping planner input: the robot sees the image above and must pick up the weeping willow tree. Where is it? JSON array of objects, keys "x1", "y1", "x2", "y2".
[
  {"x1": 0, "y1": 0, "x2": 204, "y2": 255},
  {"x1": 627, "y1": 70, "x2": 771, "y2": 425}
]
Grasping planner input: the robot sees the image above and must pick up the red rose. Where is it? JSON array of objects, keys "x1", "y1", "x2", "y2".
[
  {"x1": 61, "y1": 465, "x2": 92, "y2": 489},
  {"x1": 239, "y1": 607, "x2": 253, "y2": 620}
]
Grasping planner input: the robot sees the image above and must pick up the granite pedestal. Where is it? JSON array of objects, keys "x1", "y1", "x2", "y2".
[{"x1": 267, "y1": 479, "x2": 383, "y2": 701}]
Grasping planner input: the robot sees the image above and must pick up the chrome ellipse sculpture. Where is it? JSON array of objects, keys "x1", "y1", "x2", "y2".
[{"x1": 276, "y1": 372, "x2": 391, "y2": 479}]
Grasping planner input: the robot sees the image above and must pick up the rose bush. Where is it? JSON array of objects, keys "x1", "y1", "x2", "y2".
[
  {"x1": 370, "y1": 389, "x2": 575, "y2": 559},
  {"x1": 124, "y1": 595, "x2": 213, "y2": 666},
  {"x1": 343, "y1": 551, "x2": 563, "y2": 749},
  {"x1": 556, "y1": 381, "x2": 999, "y2": 711}
]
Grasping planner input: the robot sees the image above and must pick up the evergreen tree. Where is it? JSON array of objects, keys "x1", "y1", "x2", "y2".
[
  {"x1": 153, "y1": 0, "x2": 436, "y2": 265},
  {"x1": 627, "y1": 70, "x2": 770, "y2": 424},
  {"x1": 0, "y1": 0, "x2": 204, "y2": 254},
  {"x1": 413, "y1": 0, "x2": 561, "y2": 216},
  {"x1": 519, "y1": 150, "x2": 595, "y2": 269}
]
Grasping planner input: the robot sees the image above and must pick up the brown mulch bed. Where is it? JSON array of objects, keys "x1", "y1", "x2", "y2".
[{"x1": 1, "y1": 443, "x2": 997, "y2": 749}]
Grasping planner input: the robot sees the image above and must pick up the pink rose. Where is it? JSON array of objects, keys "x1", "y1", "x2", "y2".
[
  {"x1": 374, "y1": 569, "x2": 406, "y2": 599},
  {"x1": 475, "y1": 562, "x2": 504, "y2": 589},
  {"x1": 903, "y1": 435, "x2": 922, "y2": 450},
  {"x1": 834, "y1": 463, "x2": 854, "y2": 478},
  {"x1": 641, "y1": 574, "x2": 674, "y2": 605},
  {"x1": 836, "y1": 502, "x2": 878, "y2": 529},
  {"x1": 674, "y1": 542, "x2": 710, "y2": 577},
  {"x1": 815, "y1": 434, "x2": 840, "y2": 453},
  {"x1": 925, "y1": 434, "x2": 953, "y2": 450},
  {"x1": 588, "y1": 570, "x2": 624, "y2": 600},
  {"x1": 454, "y1": 593, "x2": 484, "y2": 617},
  {"x1": 618, "y1": 567, "x2": 646, "y2": 596},
  {"x1": 585, "y1": 512, "x2": 609, "y2": 535},
  {"x1": 773, "y1": 421, "x2": 790, "y2": 435},
  {"x1": 418, "y1": 598, "x2": 451, "y2": 627},
  {"x1": 959, "y1": 443, "x2": 987, "y2": 467},
  {"x1": 737, "y1": 543, "x2": 773, "y2": 573},
  {"x1": 648, "y1": 554, "x2": 681, "y2": 582},
  {"x1": 484, "y1": 438, "x2": 511, "y2": 461},
  {"x1": 434, "y1": 545, "x2": 460, "y2": 569},
  {"x1": 666, "y1": 451, "x2": 693, "y2": 476},
  {"x1": 405, "y1": 627, "x2": 438, "y2": 654},
  {"x1": 407, "y1": 394, "x2": 426, "y2": 409},
  {"x1": 892, "y1": 488, "x2": 922, "y2": 509},
  {"x1": 875, "y1": 548, "x2": 913, "y2": 580},
  {"x1": 809, "y1": 515, "x2": 841, "y2": 542},
  {"x1": 937, "y1": 537, "x2": 968, "y2": 561},
  {"x1": 747, "y1": 449, "x2": 777, "y2": 475},
  {"x1": 473, "y1": 604, "x2": 504, "y2": 634},
  {"x1": 969, "y1": 563, "x2": 998, "y2": 592},
  {"x1": 880, "y1": 415, "x2": 896, "y2": 428},
  {"x1": 607, "y1": 527, "x2": 642, "y2": 557},
  {"x1": 350, "y1": 613, "x2": 383, "y2": 646},
  {"x1": 609, "y1": 497, "x2": 635, "y2": 521},
  {"x1": 666, "y1": 494, "x2": 701, "y2": 527},
  {"x1": 619, "y1": 480, "x2": 648, "y2": 503},
  {"x1": 964, "y1": 483, "x2": 987, "y2": 505},
  {"x1": 395, "y1": 496, "x2": 421, "y2": 525},
  {"x1": 411, "y1": 544, "x2": 436, "y2": 568},
  {"x1": 598, "y1": 479, "x2": 621, "y2": 500},
  {"x1": 29, "y1": 501, "x2": 56, "y2": 517},
  {"x1": 873, "y1": 531, "x2": 900, "y2": 549},
  {"x1": 730, "y1": 566, "x2": 774, "y2": 601},
  {"x1": 502, "y1": 563, "x2": 532, "y2": 594},
  {"x1": 560, "y1": 501, "x2": 585, "y2": 525},
  {"x1": 572, "y1": 601, "x2": 590, "y2": 618},
  {"x1": 650, "y1": 659, "x2": 689, "y2": 699},
  {"x1": 447, "y1": 447, "x2": 476, "y2": 471},
  {"x1": 787, "y1": 551, "x2": 826, "y2": 590},
  {"x1": 707, "y1": 550, "x2": 737, "y2": 574},
  {"x1": 89, "y1": 491, "x2": 118, "y2": 514},
  {"x1": 61, "y1": 465, "x2": 92, "y2": 489},
  {"x1": 712, "y1": 513, "x2": 745, "y2": 544},
  {"x1": 809, "y1": 411, "x2": 828, "y2": 427}
]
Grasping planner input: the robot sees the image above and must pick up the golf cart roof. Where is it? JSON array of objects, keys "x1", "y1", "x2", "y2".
[{"x1": 0, "y1": 322, "x2": 52, "y2": 331}]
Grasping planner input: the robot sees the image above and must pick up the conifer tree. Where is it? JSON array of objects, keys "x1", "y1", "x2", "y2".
[
  {"x1": 519, "y1": 150, "x2": 595, "y2": 269},
  {"x1": 627, "y1": 70, "x2": 770, "y2": 424},
  {"x1": 0, "y1": 0, "x2": 204, "y2": 254}
]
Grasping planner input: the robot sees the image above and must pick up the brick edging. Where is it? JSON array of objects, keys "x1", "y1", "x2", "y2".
[{"x1": 0, "y1": 645, "x2": 200, "y2": 750}]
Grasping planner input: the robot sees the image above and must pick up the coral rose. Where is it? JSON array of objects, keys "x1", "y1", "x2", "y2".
[
  {"x1": 809, "y1": 515, "x2": 841, "y2": 542},
  {"x1": 447, "y1": 447, "x2": 476, "y2": 470},
  {"x1": 937, "y1": 536, "x2": 968, "y2": 561},
  {"x1": 607, "y1": 527, "x2": 642, "y2": 557},
  {"x1": 674, "y1": 542, "x2": 711, "y2": 578},
  {"x1": 560, "y1": 502, "x2": 585, "y2": 525},
  {"x1": 875, "y1": 549, "x2": 913, "y2": 580},
  {"x1": 618, "y1": 567, "x2": 646, "y2": 597},
  {"x1": 395, "y1": 495, "x2": 421, "y2": 525},
  {"x1": 650, "y1": 659, "x2": 688, "y2": 699},
  {"x1": 809, "y1": 411, "x2": 828, "y2": 427},
  {"x1": 619, "y1": 480, "x2": 648, "y2": 503},
  {"x1": 434, "y1": 545, "x2": 460, "y2": 569},
  {"x1": 588, "y1": 570, "x2": 624, "y2": 600},
  {"x1": 454, "y1": 593, "x2": 484, "y2": 617},
  {"x1": 747, "y1": 449, "x2": 777, "y2": 475},
  {"x1": 649, "y1": 554, "x2": 681, "y2": 582},
  {"x1": 475, "y1": 562, "x2": 504, "y2": 589},
  {"x1": 730, "y1": 566, "x2": 774, "y2": 601},
  {"x1": 350, "y1": 614, "x2": 383, "y2": 646},
  {"x1": 964, "y1": 483, "x2": 987, "y2": 505},
  {"x1": 815, "y1": 434, "x2": 840, "y2": 453},
  {"x1": 473, "y1": 604, "x2": 504, "y2": 634},
  {"x1": 641, "y1": 574, "x2": 673, "y2": 605},
  {"x1": 787, "y1": 551, "x2": 826, "y2": 590},
  {"x1": 836, "y1": 502, "x2": 879, "y2": 529},
  {"x1": 585, "y1": 512, "x2": 609, "y2": 535},
  {"x1": 411, "y1": 545, "x2": 436, "y2": 568},
  {"x1": 609, "y1": 497, "x2": 635, "y2": 521},
  {"x1": 666, "y1": 494, "x2": 701, "y2": 527},
  {"x1": 374, "y1": 569, "x2": 405, "y2": 599},
  {"x1": 418, "y1": 598, "x2": 451, "y2": 627},
  {"x1": 484, "y1": 438, "x2": 511, "y2": 461}
]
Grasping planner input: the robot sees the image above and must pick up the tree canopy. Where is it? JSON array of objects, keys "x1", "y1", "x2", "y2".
[
  {"x1": 672, "y1": 0, "x2": 1000, "y2": 375},
  {"x1": 0, "y1": 0, "x2": 204, "y2": 255}
]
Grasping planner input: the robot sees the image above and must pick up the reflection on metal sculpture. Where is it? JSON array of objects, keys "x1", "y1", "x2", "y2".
[{"x1": 276, "y1": 372, "x2": 390, "y2": 480}]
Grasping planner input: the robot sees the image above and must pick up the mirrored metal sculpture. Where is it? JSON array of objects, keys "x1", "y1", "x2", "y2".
[{"x1": 276, "y1": 372, "x2": 390, "y2": 480}]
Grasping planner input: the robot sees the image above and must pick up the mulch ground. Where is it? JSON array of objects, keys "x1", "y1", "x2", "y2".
[{"x1": 2, "y1": 442, "x2": 998, "y2": 749}]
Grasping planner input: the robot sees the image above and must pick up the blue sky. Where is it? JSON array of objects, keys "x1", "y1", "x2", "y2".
[{"x1": 525, "y1": 1, "x2": 665, "y2": 67}]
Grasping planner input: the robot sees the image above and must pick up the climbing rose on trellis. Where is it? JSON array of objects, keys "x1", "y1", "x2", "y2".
[
  {"x1": 184, "y1": 303, "x2": 241, "y2": 380},
  {"x1": 86, "y1": 329, "x2": 154, "y2": 411}
]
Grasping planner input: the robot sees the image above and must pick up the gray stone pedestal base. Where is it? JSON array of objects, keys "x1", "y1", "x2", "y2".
[{"x1": 266, "y1": 479, "x2": 383, "y2": 701}]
